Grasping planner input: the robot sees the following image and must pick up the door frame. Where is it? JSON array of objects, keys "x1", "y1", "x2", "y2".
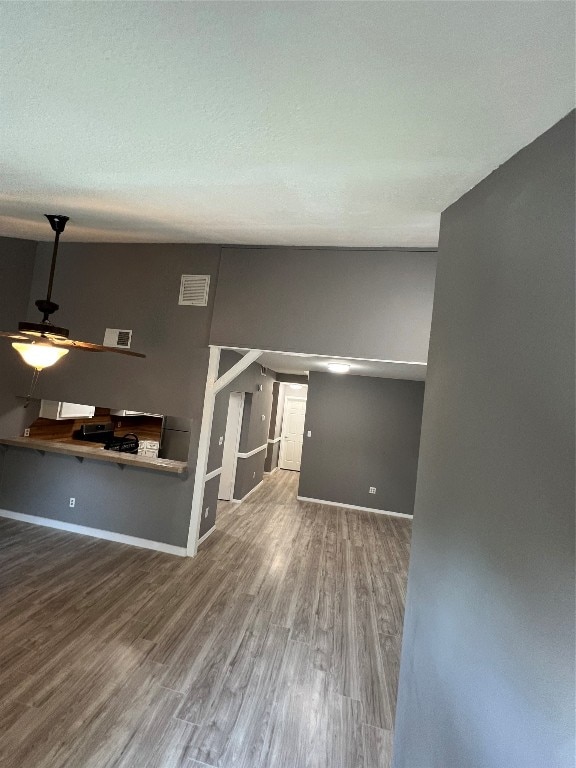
[
  {"x1": 279, "y1": 395, "x2": 307, "y2": 471},
  {"x1": 219, "y1": 391, "x2": 244, "y2": 501}
]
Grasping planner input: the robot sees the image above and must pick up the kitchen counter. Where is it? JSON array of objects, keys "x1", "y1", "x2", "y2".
[{"x1": 0, "y1": 437, "x2": 188, "y2": 475}]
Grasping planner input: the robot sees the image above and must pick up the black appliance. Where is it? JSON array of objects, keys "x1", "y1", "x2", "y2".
[
  {"x1": 104, "y1": 433, "x2": 139, "y2": 454},
  {"x1": 74, "y1": 422, "x2": 139, "y2": 454},
  {"x1": 75, "y1": 422, "x2": 114, "y2": 442}
]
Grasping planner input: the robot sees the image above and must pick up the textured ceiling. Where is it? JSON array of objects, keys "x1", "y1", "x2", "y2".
[
  {"x1": 1, "y1": 2, "x2": 573, "y2": 246},
  {"x1": 230, "y1": 349, "x2": 426, "y2": 381}
]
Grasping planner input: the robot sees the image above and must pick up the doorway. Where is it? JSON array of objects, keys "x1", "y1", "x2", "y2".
[
  {"x1": 218, "y1": 392, "x2": 244, "y2": 501},
  {"x1": 279, "y1": 395, "x2": 307, "y2": 471}
]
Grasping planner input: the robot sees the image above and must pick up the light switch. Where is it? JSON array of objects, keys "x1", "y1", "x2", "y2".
[
  {"x1": 307, "y1": 430, "x2": 312, "y2": 437},
  {"x1": 218, "y1": 436, "x2": 223, "y2": 445},
  {"x1": 261, "y1": 414, "x2": 266, "y2": 421}
]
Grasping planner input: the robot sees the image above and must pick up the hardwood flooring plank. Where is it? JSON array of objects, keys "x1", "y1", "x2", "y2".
[
  {"x1": 258, "y1": 639, "x2": 311, "y2": 768},
  {"x1": 188, "y1": 618, "x2": 289, "y2": 767},
  {"x1": 349, "y1": 544, "x2": 393, "y2": 730},
  {"x1": 173, "y1": 592, "x2": 256, "y2": 722},
  {"x1": 362, "y1": 723, "x2": 393, "y2": 768}
]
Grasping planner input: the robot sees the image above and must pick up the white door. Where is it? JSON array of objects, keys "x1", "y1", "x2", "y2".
[
  {"x1": 219, "y1": 392, "x2": 244, "y2": 500},
  {"x1": 279, "y1": 396, "x2": 307, "y2": 471}
]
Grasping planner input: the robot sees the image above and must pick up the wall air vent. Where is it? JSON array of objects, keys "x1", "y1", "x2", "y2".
[
  {"x1": 103, "y1": 328, "x2": 132, "y2": 349},
  {"x1": 179, "y1": 274, "x2": 210, "y2": 306}
]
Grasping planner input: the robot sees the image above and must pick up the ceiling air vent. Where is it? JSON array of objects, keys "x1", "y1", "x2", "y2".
[
  {"x1": 103, "y1": 328, "x2": 132, "y2": 349},
  {"x1": 179, "y1": 274, "x2": 210, "y2": 306}
]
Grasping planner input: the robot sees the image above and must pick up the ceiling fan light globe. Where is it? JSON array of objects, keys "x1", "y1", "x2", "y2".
[{"x1": 12, "y1": 342, "x2": 69, "y2": 371}]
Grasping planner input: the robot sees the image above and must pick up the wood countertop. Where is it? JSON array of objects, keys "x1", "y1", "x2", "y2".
[{"x1": 0, "y1": 437, "x2": 188, "y2": 475}]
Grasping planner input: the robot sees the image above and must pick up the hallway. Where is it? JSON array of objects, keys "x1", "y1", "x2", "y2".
[{"x1": 0, "y1": 469, "x2": 410, "y2": 768}]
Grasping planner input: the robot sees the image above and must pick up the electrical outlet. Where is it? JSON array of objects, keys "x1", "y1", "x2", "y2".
[
  {"x1": 261, "y1": 414, "x2": 266, "y2": 421},
  {"x1": 369, "y1": 487, "x2": 376, "y2": 494},
  {"x1": 69, "y1": 497, "x2": 76, "y2": 508},
  {"x1": 23, "y1": 428, "x2": 30, "y2": 437},
  {"x1": 204, "y1": 507, "x2": 209, "y2": 519},
  {"x1": 218, "y1": 436, "x2": 223, "y2": 445}
]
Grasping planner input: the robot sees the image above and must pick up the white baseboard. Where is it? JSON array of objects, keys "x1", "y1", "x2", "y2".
[
  {"x1": 0, "y1": 509, "x2": 188, "y2": 557},
  {"x1": 296, "y1": 496, "x2": 413, "y2": 519},
  {"x1": 264, "y1": 466, "x2": 279, "y2": 476},
  {"x1": 232, "y1": 479, "x2": 264, "y2": 504},
  {"x1": 197, "y1": 525, "x2": 216, "y2": 545}
]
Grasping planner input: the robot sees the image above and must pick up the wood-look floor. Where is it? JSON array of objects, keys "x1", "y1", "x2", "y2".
[{"x1": 0, "y1": 470, "x2": 410, "y2": 768}]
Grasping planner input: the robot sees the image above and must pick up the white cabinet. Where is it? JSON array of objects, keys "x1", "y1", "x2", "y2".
[{"x1": 39, "y1": 401, "x2": 96, "y2": 420}]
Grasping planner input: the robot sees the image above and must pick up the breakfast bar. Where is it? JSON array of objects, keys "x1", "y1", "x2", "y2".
[{"x1": 0, "y1": 437, "x2": 188, "y2": 475}]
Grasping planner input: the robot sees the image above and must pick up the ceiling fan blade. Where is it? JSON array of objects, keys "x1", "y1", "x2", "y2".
[
  {"x1": 0, "y1": 329, "x2": 145, "y2": 358},
  {"x1": 0, "y1": 330, "x2": 30, "y2": 341},
  {"x1": 48, "y1": 337, "x2": 146, "y2": 358}
]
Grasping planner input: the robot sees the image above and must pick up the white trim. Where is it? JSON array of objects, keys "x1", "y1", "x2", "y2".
[
  {"x1": 296, "y1": 496, "x2": 413, "y2": 519},
  {"x1": 225, "y1": 346, "x2": 427, "y2": 367},
  {"x1": 236, "y1": 444, "x2": 267, "y2": 459},
  {"x1": 232, "y1": 479, "x2": 264, "y2": 504},
  {"x1": 204, "y1": 466, "x2": 222, "y2": 482},
  {"x1": 214, "y1": 349, "x2": 263, "y2": 394},
  {"x1": 187, "y1": 345, "x2": 221, "y2": 557},
  {"x1": 267, "y1": 436, "x2": 282, "y2": 444},
  {"x1": 197, "y1": 525, "x2": 216, "y2": 545},
  {"x1": 0, "y1": 509, "x2": 187, "y2": 556},
  {"x1": 264, "y1": 466, "x2": 280, "y2": 475}
]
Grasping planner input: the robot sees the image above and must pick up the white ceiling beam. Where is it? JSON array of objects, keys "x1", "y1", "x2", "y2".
[{"x1": 214, "y1": 349, "x2": 262, "y2": 393}]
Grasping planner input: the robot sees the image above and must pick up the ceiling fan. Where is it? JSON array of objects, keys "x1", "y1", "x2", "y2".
[{"x1": 1, "y1": 214, "x2": 145, "y2": 373}]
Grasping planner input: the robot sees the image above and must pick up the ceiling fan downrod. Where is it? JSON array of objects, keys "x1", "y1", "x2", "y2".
[{"x1": 20, "y1": 214, "x2": 71, "y2": 338}]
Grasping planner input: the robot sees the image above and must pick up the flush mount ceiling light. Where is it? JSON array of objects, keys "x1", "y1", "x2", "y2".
[
  {"x1": 327, "y1": 362, "x2": 350, "y2": 374},
  {"x1": 289, "y1": 383, "x2": 303, "y2": 390},
  {"x1": 0, "y1": 214, "x2": 146, "y2": 372}
]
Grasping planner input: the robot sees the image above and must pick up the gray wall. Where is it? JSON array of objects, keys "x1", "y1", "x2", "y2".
[
  {"x1": 393, "y1": 112, "x2": 575, "y2": 768},
  {"x1": 199, "y1": 474, "x2": 220, "y2": 539},
  {"x1": 210, "y1": 247, "x2": 437, "y2": 362},
  {"x1": 299, "y1": 373, "x2": 424, "y2": 515},
  {"x1": 26, "y1": 242, "x2": 221, "y2": 417},
  {"x1": 264, "y1": 440, "x2": 280, "y2": 474},
  {"x1": 0, "y1": 447, "x2": 194, "y2": 546},
  {"x1": 0, "y1": 236, "x2": 39, "y2": 441},
  {"x1": 233, "y1": 366, "x2": 275, "y2": 499}
]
